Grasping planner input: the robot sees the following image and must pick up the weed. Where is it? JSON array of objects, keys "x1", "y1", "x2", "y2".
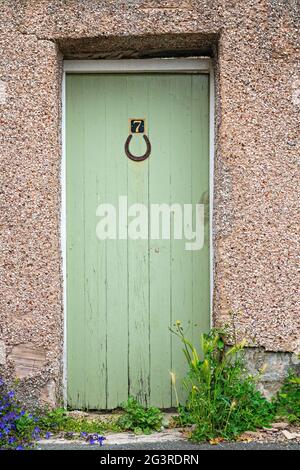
[
  {"x1": 117, "y1": 396, "x2": 162, "y2": 434},
  {"x1": 37, "y1": 407, "x2": 120, "y2": 435},
  {"x1": 0, "y1": 379, "x2": 40, "y2": 449},
  {"x1": 274, "y1": 372, "x2": 300, "y2": 424},
  {"x1": 0, "y1": 380, "x2": 120, "y2": 449},
  {"x1": 170, "y1": 323, "x2": 275, "y2": 441}
]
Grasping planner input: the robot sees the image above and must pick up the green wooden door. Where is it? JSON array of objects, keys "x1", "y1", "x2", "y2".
[{"x1": 66, "y1": 73, "x2": 210, "y2": 409}]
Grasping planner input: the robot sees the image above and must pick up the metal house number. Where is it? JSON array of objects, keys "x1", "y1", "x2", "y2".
[
  {"x1": 125, "y1": 118, "x2": 151, "y2": 162},
  {"x1": 131, "y1": 119, "x2": 145, "y2": 134}
]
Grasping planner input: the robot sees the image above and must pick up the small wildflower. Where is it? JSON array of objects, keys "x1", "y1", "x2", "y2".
[
  {"x1": 45, "y1": 432, "x2": 51, "y2": 439},
  {"x1": 169, "y1": 371, "x2": 176, "y2": 385},
  {"x1": 230, "y1": 400, "x2": 237, "y2": 410},
  {"x1": 97, "y1": 436, "x2": 106, "y2": 446},
  {"x1": 0, "y1": 379, "x2": 41, "y2": 450}
]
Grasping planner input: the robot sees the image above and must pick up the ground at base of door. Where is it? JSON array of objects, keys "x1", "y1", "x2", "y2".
[{"x1": 37, "y1": 424, "x2": 300, "y2": 450}]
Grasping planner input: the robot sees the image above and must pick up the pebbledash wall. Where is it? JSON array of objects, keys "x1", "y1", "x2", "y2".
[{"x1": 0, "y1": 0, "x2": 299, "y2": 407}]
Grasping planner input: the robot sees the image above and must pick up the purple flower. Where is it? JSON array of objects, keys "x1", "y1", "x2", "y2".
[
  {"x1": 32, "y1": 429, "x2": 40, "y2": 440},
  {"x1": 0, "y1": 379, "x2": 45, "y2": 450},
  {"x1": 97, "y1": 436, "x2": 106, "y2": 446},
  {"x1": 80, "y1": 432, "x2": 87, "y2": 438},
  {"x1": 88, "y1": 437, "x2": 95, "y2": 445},
  {"x1": 45, "y1": 432, "x2": 51, "y2": 439}
]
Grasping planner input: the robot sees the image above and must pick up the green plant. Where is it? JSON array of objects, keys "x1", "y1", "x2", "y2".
[
  {"x1": 274, "y1": 372, "x2": 300, "y2": 424},
  {"x1": 36, "y1": 407, "x2": 120, "y2": 435},
  {"x1": 0, "y1": 379, "x2": 42, "y2": 450},
  {"x1": 117, "y1": 396, "x2": 162, "y2": 434},
  {"x1": 171, "y1": 323, "x2": 275, "y2": 441},
  {"x1": 0, "y1": 388, "x2": 120, "y2": 450}
]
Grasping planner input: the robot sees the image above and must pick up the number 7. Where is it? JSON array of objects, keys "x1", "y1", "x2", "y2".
[{"x1": 133, "y1": 120, "x2": 142, "y2": 132}]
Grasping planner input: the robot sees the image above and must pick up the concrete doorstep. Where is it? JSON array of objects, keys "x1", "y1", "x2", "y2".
[
  {"x1": 37, "y1": 428, "x2": 300, "y2": 451},
  {"x1": 39, "y1": 429, "x2": 185, "y2": 447}
]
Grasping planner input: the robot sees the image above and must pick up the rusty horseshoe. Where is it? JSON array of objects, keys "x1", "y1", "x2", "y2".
[{"x1": 124, "y1": 134, "x2": 151, "y2": 162}]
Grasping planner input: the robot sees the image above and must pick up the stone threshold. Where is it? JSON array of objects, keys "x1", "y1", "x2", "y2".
[{"x1": 39, "y1": 429, "x2": 185, "y2": 447}]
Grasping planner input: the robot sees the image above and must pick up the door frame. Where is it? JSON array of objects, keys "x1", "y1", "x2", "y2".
[{"x1": 61, "y1": 58, "x2": 215, "y2": 405}]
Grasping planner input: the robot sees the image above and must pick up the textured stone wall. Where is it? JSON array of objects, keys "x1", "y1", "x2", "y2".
[
  {"x1": 0, "y1": 0, "x2": 299, "y2": 406},
  {"x1": 244, "y1": 348, "x2": 300, "y2": 399}
]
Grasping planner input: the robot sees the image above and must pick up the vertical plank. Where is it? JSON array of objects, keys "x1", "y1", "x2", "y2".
[
  {"x1": 127, "y1": 75, "x2": 150, "y2": 405},
  {"x1": 83, "y1": 76, "x2": 107, "y2": 409},
  {"x1": 148, "y1": 75, "x2": 172, "y2": 407},
  {"x1": 191, "y1": 75, "x2": 210, "y2": 345},
  {"x1": 170, "y1": 75, "x2": 193, "y2": 406},
  {"x1": 67, "y1": 75, "x2": 108, "y2": 409},
  {"x1": 105, "y1": 75, "x2": 129, "y2": 408},
  {"x1": 66, "y1": 75, "x2": 86, "y2": 408}
]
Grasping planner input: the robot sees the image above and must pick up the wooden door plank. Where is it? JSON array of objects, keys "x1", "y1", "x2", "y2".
[
  {"x1": 83, "y1": 76, "x2": 107, "y2": 409},
  {"x1": 170, "y1": 75, "x2": 194, "y2": 406},
  {"x1": 127, "y1": 75, "x2": 150, "y2": 405},
  {"x1": 148, "y1": 75, "x2": 172, "y2": 407},
  {"x1": 105, "y1": 76, "x2": 129, "y2": 408},
  {"x1": 191, "y1": 75, "x2": 210, "y2": 346},
  {"x1": 66, "y1": 76, "x2": 87, "y2": 408}
]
